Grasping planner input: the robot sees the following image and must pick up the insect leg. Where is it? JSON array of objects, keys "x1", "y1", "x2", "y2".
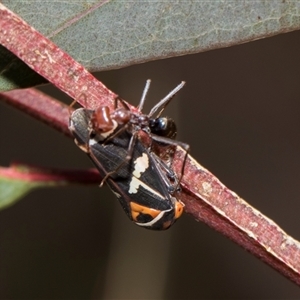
[
  {"x1": 98, "y1": 132, "x2": 138, "y2": 187},
  {"x1": 150, "y1": 134, "x2": 190, "y2": 190}
]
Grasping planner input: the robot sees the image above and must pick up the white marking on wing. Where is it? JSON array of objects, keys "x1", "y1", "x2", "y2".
[
  {"x1": 132, "y1": 153, "x2": 149, "y2": 178},
  {"x1": 89, "y1": 138, "x2": 98, "y2": 146},
  {"x1": 135, "y1": 208, "x2": 172, "y2": 227},
  {"x1": 88, "y1": 120, "x2": 118, "y2": 146},
  {"x1": 100, "y1": 120, "x2": 118, "y2": 138},
  {"x1": 128, "y1": 177, "x2": 164, "y2": 200}
]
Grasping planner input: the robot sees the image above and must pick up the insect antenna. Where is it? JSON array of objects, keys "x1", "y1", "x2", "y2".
[
  {"x1": 137, "y1": 79, "x2": 151, "y2": 112},
  {"x1": 148, "y1": 81, "x2": 185, "y2": 118}
]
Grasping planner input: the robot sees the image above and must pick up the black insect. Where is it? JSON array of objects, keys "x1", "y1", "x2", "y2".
[{"x1": 69, "y1": 80, "x2": 189, "y2": 230}]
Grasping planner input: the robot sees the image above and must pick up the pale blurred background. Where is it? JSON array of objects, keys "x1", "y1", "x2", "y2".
[{"x1": 1, "y1": 30, "x2": 300, "y2": 299}]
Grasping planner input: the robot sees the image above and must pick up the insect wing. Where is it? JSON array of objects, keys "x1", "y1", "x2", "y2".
[
  {"x1": 70, "y1": 108, "x2": 177, "y2": 230},
  {"x1": 69, "y1": 108, "x2": 92, "y2": 150},
  {"x1": 90, "y1": 131, "x2": 177, "y2": 230}
]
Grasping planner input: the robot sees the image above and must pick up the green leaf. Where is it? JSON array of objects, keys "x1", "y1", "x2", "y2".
[
  {"x1": 0, "y1": 177, "x2": 41, "y2": 209},
  {"x1": 1, "y1": 1, "x2": 300, "y2": 91}
]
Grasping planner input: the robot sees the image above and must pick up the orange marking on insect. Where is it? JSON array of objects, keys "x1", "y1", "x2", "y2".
[
  {"x1": 130, "y1": 202, "x2": 161, "y2": 221},
  {"x1": 174, "y1": 201, "x2": 184, "y2": 219}
]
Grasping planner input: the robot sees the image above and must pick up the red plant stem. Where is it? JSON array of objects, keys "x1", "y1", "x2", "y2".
[
  {"x1": 0, "y1": 3, "x2": 117, "y2": 110},
  {"x1": 172, "y1": 152, "x2": 300, "y2": 286},
  {"x1": 1, "y1": 88, "x2": 72, "y2": 137},
  {"x1": 0, "y1": 3, "x2": 300, "y2": 286},
  {"x1": 0, "y1": 162, "x2": 100, "y2": 184}
]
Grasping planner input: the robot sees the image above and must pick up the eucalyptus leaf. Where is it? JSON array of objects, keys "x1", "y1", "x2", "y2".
[{"x1": 1, "y1": 1, "x2": 300, "y2": 91}]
